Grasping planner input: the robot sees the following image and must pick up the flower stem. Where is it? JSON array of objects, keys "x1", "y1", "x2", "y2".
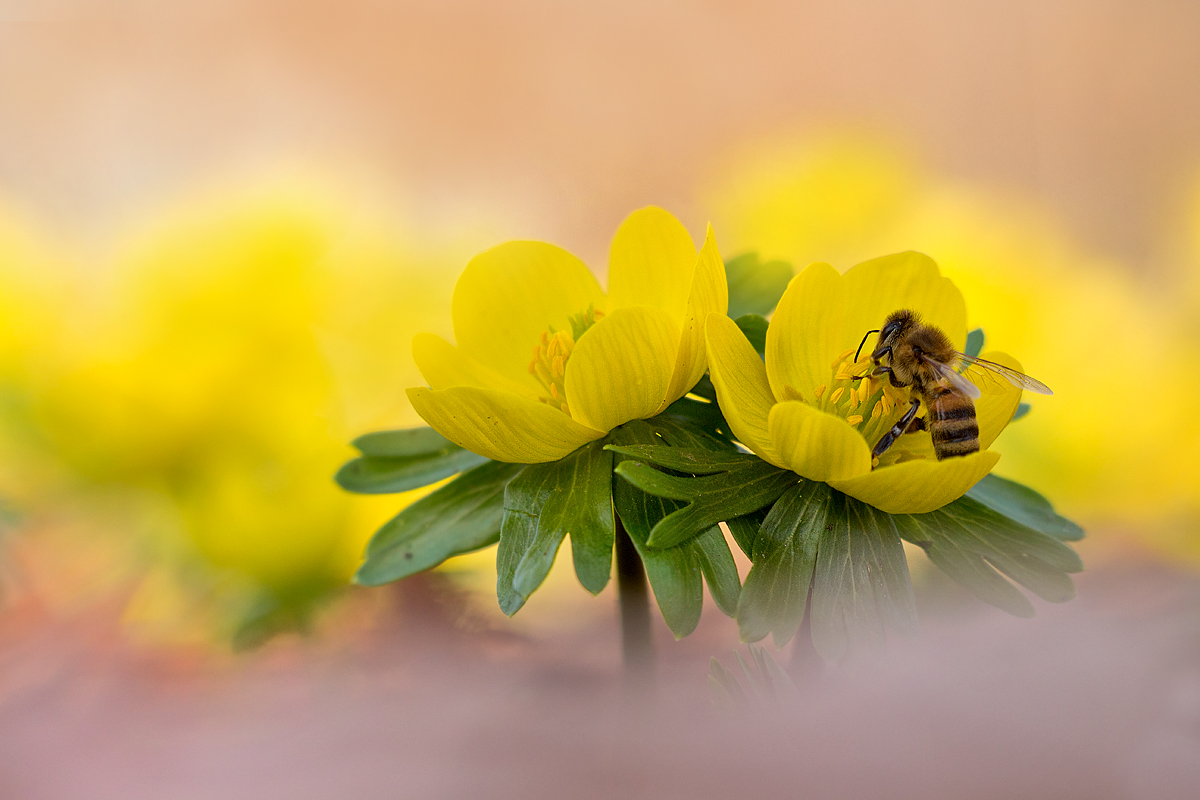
[{"x1": 614, "y1": 514, "x2": 653, "y2": 688}]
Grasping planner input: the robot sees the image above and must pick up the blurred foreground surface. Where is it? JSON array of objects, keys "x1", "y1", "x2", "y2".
[{"x1": 3, "y1": 542, "x2": 1198, "y2": 800}]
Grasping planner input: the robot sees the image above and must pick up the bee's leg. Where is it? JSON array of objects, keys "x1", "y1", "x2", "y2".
[
  {"x1": 857, "y1": 364, "x2": 908, "y2": 389},
  {"x1": 872, "y1": 398, "x2": 921, "y2": 461},
  {"x1": 904, "y1": 416, "x2": 926, "y2": 434},
  {"x1": 851, "y1": 364, "x2": 908, "y2": 389},
  {"x1": 851, "y1": 347, "x2": 892, "y2": 382}
]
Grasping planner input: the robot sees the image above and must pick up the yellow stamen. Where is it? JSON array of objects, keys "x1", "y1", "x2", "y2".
[
  {"x1": 530, "y1": 306, "x2": 602, "y2": 415},
  {"x1": 881, "y1": 393, "x2": 893, "y2": 414},
  {"x1": 834, "y1": 362, "x2": 853, "y2": 382},
  {"x1": 846, "y1": 415, "x2": 864, "y2": 425},
  {"x1": 814, "y1": 384, "x2": 826, "y2": 400},
  {"x1": 830, "y1": 387, "x2": 845, "y2": 404},
  {"x1": 836, "y1": 348, "x2": 854, "y2": 361},
  {"x1": 871, "y1": 401, "x2": 883, "y2": 419}
]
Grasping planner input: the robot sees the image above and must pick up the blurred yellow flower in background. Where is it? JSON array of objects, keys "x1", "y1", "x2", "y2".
[
  {"x1": 0, "y1": 201, "x2": 77, "y2": 504},
  {"x1": 705, "y1": 132, "x2": 1200, "y2": 554},
  {"x1": 1, "y1": 174, "x2": 492, "y2": 642}
]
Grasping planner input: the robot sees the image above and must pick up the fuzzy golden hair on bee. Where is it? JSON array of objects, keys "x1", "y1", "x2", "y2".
[
  {"x1": 864, "y1": 308, "x2": 979, "y2": 462},
  {"x1": 858, "y1": 307, "x2": 1051, "y2": 464}
]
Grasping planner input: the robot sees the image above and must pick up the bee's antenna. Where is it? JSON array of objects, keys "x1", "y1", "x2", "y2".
[{"x1": 854, "y1": 330, "x2": 880, "y2": 362}]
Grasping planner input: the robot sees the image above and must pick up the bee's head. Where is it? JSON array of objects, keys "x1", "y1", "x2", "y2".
[
  {"x1": 880, "y1": 309, "x2": 919, "y2": 346},
  {"x1": 857, "y1": 309, "x2": 919, "y2": 362}
]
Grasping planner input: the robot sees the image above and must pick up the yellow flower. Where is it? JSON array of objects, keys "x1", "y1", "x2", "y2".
[
  {"x1": 27, "y1": 175, "x2": 475, "y2": 613},
  {"x1": 408, "y1": 207, "x2": 728, "y2": 463},
  {"x1": 706, "y1": 251, "x2": 1022, "y2": 514}
]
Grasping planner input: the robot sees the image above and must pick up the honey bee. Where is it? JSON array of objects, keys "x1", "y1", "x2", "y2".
[{"x1": 854, "y1": 309, "x2": 1052, "y2": 462}]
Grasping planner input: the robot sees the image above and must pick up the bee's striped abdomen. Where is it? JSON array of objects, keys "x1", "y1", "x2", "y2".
[{"x1": 928, "y1": 386, "x2": 979, "y2": 460}]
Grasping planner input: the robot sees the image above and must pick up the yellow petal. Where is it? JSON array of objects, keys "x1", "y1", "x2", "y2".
[
  {"x1": 407, "y1": 386, "x2": 604, "y2": 463},
  {"x1": 607, "y1": 206, "x2": 696, "y2": 322},
  {"x1": 767, "y1": 401, "x2": 872, "y2": 482},
  {"x1": 704, "y1": 312, "x2": 779, "y2": 462},
  {"x1": 452, "y1": 241, "x2": 605, "y2": 387},
  {"x1": 663, "y1": 225, "x2": 729, "y2": 405},
  {"x1": 838, "y1": 251, "x2": 968, "y2": 354},
  {"x1": 766, "y1": 261, "x2": 845, "y2": 403},
  {"x1": 412, "y1": 333, "x2": 537, "y2": 397},
  {"x1": 563, "y1": 306, "x2": 679, "y2": 432},
  {"x1": 829, "y1": 450, "x2": 1000, "y2": 514}
]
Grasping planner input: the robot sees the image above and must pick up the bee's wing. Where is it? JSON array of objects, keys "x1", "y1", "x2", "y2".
[
  {"x1": 956, "y1": 352, "x2": 1054, "y2": 395},
  {"x1": 931, "y1": 359, "x2": 982, "y2": 400}
]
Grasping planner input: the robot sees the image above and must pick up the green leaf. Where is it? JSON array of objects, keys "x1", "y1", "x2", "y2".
[
  {"x1": 726, "y1": 509, "x2": 767, "y2": 558},
  {"x1": 607, "y1": 445, "x2": 762, "y2": 475},
  {"x1": 641, "y1": 414, "x2": 733, "y2": 452},
  {"x1": 351, "y1": 427, "x2": 454, "y2": 457},
  {"x1": 725, "y1": 252, "x2": 793, "y2": 318},
  {"x1": 688, "y1": 375, "x2": 717, "y2": 402},
  {"x1": 693, "y1": 524, "x2": 741, "y2": 616},
  {"x1": 609, "y1": 447, "x2": 797, "y2": 548},
  {"x1": 1012, "y1": 402, "x2": 1031, "y2": 421},
  {"x1": 708, "y1": 657, "x2": 747, "y2": 709},
  {"x1": 613, "y1": 477, "x2": 711, "y2": 638},
  {"x1": 737, "y1": 481, "x2": 830, "y2": 645},
  {"x1": 967, "y1": 474, "x2": 1083, "y2": 541},
  {"x1": 528, "y1": 440, "x2": 615, "y2": 595},
  {"x1": 810, "y1": 492, "x2": 919, "y2": 661},
  {"x1": 964, "y1": 328, "x2": 985, "y2": 359},
  {"x1": 355, "y1": 461, "x2": 523, "y2": 586},
  {"x1": 893, "y1": 495, "x2": 1084, "y2": 618},
  {"x1": 495, "y1": 440, "x2": 615, "y2": 615},
  {"x1": 612, "y1": 476, "x2": 702, "y2": 637},
  {"x1": 709, "y1": 646, "x2": 797, "y2": 708},
  {"x1": 734, "y1": 314, "x2": 768, "y2": 356},
  {"x1": 608, "y1": 421, "x2": 743, "y2": 636},
  {"x1": 231, "y1": 593, "x2": 317, "y2": 652},
  {"x1": 659, "y1": 393, "x2": 733, "y2": 445},
  {"x1": 336, "y1": 427, "x2": 488, "y2": 494}
]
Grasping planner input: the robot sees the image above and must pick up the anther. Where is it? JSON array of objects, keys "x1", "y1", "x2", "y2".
[
  {"x1": 830, "y1": 387, "x2": 845, "y2": 404},
  {"x1": 846, "y1": 415, "x2": 864, "y2": 425},
  {"x1": 871, "y1": 402, "x2": 882, "y2": 419},
  {"x1": 814, "y1": 384, "x2": 827, "y2": 400}
]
